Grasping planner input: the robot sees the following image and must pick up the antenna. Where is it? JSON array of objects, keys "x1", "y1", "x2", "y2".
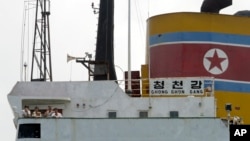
[
  {"x1": 30, "y1": 0, "x2": 52, "y2": 81},
  {"x1": 91, "y1": 2, "x2": 99, "y2": 14}
]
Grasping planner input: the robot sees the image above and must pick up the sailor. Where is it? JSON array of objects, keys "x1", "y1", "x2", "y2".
[
  {"x1": 44, "y1": 105, "x2": 54, "y2": 117},
  {"x1": 22, "y1": 105, "x2": 31, "y2": 117},
  {"x1": 51, "y1": 108, "x2": 62, "y2": 118},
  {"x1": 233, "y1": 116, "x2": 242, "y2": 125},
  {"x1": 32, "y1": 106, "x2": 42, "y2": 118}
]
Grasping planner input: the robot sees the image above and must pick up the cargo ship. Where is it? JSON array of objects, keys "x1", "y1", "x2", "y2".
[{"x1": 7, "y1": 0, "x2": 250, "y2": 140}]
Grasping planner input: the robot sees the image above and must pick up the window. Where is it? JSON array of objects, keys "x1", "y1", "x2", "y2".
[
  {"x1": 170, "y1": 111, "x2": 179, "y2": 118},
  {"x1": 18, "y1": 124, "x2": 41, "y2": 138},
  {"x1": 139, "y1": 111, "x2": 148, "y2": 118},
  {"x1": 108, "y1": 111, "x2": 117, "y2": 118}
]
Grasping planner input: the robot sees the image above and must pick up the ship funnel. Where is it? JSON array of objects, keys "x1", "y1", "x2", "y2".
[{"x1": 201, "y1": 0, "x2": 232, "y2": 13}]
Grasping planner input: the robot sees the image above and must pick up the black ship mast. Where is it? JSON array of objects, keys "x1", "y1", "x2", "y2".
[
  {"x1": 75, "y1": 0, "x2": 117, "y2": 81},
  {"x1": 93, "y1": 0, "x2": 117, "y2": 80}
]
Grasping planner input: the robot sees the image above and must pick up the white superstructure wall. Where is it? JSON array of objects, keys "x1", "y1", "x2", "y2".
[
  {"x1": 8, "y1": 81, "x2": 216, "y2": 119},
  {"x1": 16, "y1": 118, "x2": 229, "y2": 141}
]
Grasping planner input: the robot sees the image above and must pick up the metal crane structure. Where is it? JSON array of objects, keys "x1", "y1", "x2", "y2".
[{"x1": 30, "y1": 0, "x2": 52, "y2": 81}]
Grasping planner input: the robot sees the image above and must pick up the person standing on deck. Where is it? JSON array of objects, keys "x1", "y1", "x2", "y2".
[
  {"x1": 44, "y1": 105, "x2": 54, "y2": 117},
  {"x1": 51, "y1": 108, "x2": 62, "y2": 118},
  {"x1": 32, "y1": 106, "x2": 42, "y2": 118},
  {"x1": 22, "y1": 105, "x2": 31, "y2": 117}
]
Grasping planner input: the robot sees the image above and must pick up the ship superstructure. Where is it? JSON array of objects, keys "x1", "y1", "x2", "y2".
[{"x1": 8, "y1": 80, "x2": 230, "y2": 141}]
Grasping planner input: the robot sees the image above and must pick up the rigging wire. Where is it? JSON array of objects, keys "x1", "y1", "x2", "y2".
[
  {"x1": 133, "y1": 0, "x2": 148, "y2": 64},
  {"x1": 147, "y1": 0, "x2": 150, "y2": 18},
  {"x1": 20, "y1": 2, "x2": 27, "y2": 81},
  {"x1": 70, "y1": 84, "x2": 120, "y2": 112},
  {"x1": 23, "y1": 0, "x2": 38, "y2": 81},
  {"x1": 26, "y1": 1, "x2": 30, "y2": 81},
  {"x1": 20, "y1": 0, "x2": 36, "y2": 81},
  {"x1": 134, "y1": 0, "x2": 145, "y2": 42}
]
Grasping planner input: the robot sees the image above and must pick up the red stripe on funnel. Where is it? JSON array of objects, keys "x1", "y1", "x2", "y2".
[{"x1": 150, "y1": 43, "x2": 250, "y2": 81}]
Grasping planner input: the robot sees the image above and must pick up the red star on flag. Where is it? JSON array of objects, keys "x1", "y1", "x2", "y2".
[{"x1": 206, "y1": 49, "x2": 227, "y2": 71}]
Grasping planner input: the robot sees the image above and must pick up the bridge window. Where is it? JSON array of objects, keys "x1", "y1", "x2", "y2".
[
  {"x1": 170, "y1": 111, "x2": 179, "y2": 118},
  {"x1": 108, "y1": 111, "x2": 117, "y2": 118},
  {"x1": 139, "y1": 111, "x2": 148, "y2": 118},
  {"x1": 18, "y1": 124, "x2": 40, "y2": 138}
]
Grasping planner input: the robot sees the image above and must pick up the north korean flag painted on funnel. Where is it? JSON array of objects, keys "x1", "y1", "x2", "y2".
[{"x1": 149, "y1": 32, "x2": 250, "y2": 82}]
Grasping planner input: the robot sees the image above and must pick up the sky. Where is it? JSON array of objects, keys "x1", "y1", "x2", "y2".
[{"x1": 1, "y1": 0, "x2": 250, "y2": 140}]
